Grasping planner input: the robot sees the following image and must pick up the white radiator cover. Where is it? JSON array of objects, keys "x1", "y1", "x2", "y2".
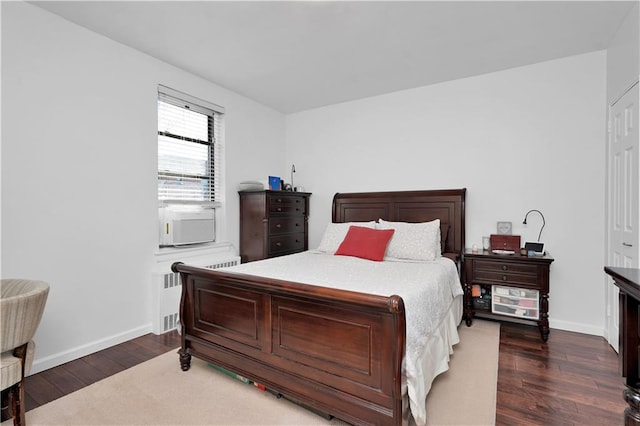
[{"x1": 153, "y1": 247, "x2": 240, "y2": 334}]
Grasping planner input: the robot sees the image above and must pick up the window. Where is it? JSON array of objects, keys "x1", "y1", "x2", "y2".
[{"x1": 157, "y1": 86, "x2": 224, "y2": 204}]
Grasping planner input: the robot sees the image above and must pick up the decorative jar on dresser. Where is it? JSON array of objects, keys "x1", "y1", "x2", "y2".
[
  {"x1": 464, "y1": 249, "x2": 554, "y2": 341},
  {"x1": 239, "y1": 190, "x2": 311, "y2": 263}
]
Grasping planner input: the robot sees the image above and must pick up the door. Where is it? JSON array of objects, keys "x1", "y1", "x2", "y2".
[{"x1": 606, "y1": 82, "x2": 639, "y2": 351}]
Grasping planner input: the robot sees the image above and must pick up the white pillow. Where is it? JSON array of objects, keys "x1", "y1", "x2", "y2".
[
  {"x1": 377, "y1": 219, "x2": 441, "y2": 261},
  {"x1": 317, "y1": 221, "x2": 377, "y2": 254}
]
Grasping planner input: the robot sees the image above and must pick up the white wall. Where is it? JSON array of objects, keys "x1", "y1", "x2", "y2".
[
  {"x1": 1, "y1": 2, "x2": 286, "y2": 372},
  {"x1": 286, "y1": 51, "x2": 607, "y2": 335},
  {"x1": 606, "y1": 2, "x2": 639, "y2": 105}
]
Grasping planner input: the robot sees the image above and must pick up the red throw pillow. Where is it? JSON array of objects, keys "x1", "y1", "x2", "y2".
[{"x1": 334, "y1": 226, "x2": 395, "y2": 261}]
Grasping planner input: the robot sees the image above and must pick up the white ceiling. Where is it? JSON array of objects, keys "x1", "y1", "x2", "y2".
[{"x1": 31, "y1": 1, "x2": 636, "y2": 113}]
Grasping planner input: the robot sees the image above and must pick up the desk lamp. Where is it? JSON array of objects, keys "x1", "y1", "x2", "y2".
[{"x1": 522, "y1": 209, "x2": 545, "y2": 255}]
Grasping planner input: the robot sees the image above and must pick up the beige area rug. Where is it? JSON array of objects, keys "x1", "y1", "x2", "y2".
[
  {"x1": 18, "y1": 320, "x2": 499, "y2": 426},
  {"x1": 426, "y1": 319, "x2": 499, "y2": 426}
]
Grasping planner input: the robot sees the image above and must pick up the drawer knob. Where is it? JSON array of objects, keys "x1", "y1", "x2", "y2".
[
  {"x1": 502, "y1": 265, "x2": 507, "y2": 271},
  {"x1": 275, "y1": 224, "x2": 281, "y2": 228},
  {"x1": 276, "y1": 198, "x2": 282, "y2": 203},
  {"x1": 276, "y1": 207, "x2": 282, "y2": 212},
  {"x1": 276, "y1": 242, "x2": 282, "y2": 247},
  {"x1": 502, "y1": 275, "x2": 507, "y2": 281},
  {"x1": 296, "y1": 208, "x2": 300, "y2": 212}
]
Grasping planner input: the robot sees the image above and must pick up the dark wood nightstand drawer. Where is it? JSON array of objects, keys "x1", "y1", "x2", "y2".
[
  {"x1": 269, "y1": 233, "x2": 305, "y2": 255},
  {"x1": 474, "y1": 270, "x2": 539, "y2": 287},
  {"x1": 269, "y1": 217, "x2": 304, "y2": 235},
  {"x1": 474, "y1": 260, "x2": 538, "y2": 275},
  {"x1": 268, "y1": 195, "x2": 306, "y2": 215}
]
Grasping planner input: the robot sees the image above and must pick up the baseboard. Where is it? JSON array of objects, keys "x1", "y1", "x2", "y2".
[
  {"x1": 549, "y1": 318, "x2": 604, "y2": 337},
  {"x1": 29, "y1": 323, "x2": 153, "y2": 375}
]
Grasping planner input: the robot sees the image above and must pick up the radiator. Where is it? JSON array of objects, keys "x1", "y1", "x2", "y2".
[{"x1": 152, "y1": 255, "x2": 240, "y2": 334}]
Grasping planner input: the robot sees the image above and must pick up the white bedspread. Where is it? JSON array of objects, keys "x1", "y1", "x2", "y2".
[{"x1": 220, "y1": 250, "x2": 464, "y2": 425}]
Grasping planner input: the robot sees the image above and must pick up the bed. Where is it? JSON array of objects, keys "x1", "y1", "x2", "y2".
[{"x1": 173, "y1": 188, "x2": 466, "y2": 426}]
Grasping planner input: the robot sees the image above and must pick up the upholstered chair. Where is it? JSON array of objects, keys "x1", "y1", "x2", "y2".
[{"x1": 1, "y1": 279, "x2": 50, "y2": 426}]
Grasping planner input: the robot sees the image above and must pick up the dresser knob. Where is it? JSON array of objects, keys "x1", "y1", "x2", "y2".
[
  {"x1": 276, "y1": 242, "x2": 282, "y2": 247},
  {"x1": 275, "y1": 224, "x2": 281, "y2": 228},
  {"x1": 502, "y1": 275, "x2": 507, "y2": 281},
  {"x1": 276, "y1": 207, "x2": 282, "y2": 212},
  {"x1": 502, "y1": 265, "x2": 507, "y2": 271},
  {"x1": 276, "y1": 198, "x2": 282, "y2": 203}
]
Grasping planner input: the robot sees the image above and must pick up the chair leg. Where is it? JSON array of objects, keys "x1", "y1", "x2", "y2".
[
  {"x1": 9, "y1": 382, "x2": 24, "y2": 426},
  {"x1": 1, "y1": 388, "x2": 11, "y2": 421},
  {"x1": 10, "y1": 343, "x2": 28, "y2": 426}
]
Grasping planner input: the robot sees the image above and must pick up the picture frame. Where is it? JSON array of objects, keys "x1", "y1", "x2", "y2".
[
  {"x1": 268, "y1": 176, "x2": 281, "y2": 190},
  {"x1": 497, "y1": 221, "x2": 512, "y2": 235}
]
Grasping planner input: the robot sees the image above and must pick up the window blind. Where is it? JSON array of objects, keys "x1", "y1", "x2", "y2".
[{"x1": 157, "y1": 87, "x2": 224, "y2": 204}]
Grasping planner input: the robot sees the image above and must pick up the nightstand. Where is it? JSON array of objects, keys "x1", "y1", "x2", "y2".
[{"x1": 464, "y1": 249, "x2": 554, "y2": 341}]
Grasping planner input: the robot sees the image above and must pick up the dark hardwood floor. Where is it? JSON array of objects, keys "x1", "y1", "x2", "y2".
[
  {"x1": 496, "y1": 323, "x2": 626, "y2": 426},
  {"x1": 20, "y1": 323, "x2": 626, "y2": 425},
  {"x1": 23, "y1": 331, "x2": 181, "y2": 411}
]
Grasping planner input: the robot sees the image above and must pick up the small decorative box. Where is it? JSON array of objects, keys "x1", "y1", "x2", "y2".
[{"x1": 490, "y1": 234, "x2": 521, "y2": 252}]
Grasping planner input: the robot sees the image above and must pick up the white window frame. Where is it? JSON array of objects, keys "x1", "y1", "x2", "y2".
[{"x1": 157, "y1": 85, "x2": 225, "y2": 207}]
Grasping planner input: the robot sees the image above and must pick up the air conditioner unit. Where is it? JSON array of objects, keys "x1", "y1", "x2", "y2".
[{"x1": 159, "y1": 205, "x2": 215, "y2": 247}]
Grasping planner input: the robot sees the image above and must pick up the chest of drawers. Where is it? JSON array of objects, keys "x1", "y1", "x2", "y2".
[
  {"x1": 239, "y1": 191, "x2": 311, "y2": 263},
  {"x1": 464, "y1": 250, "x2": 554, "y2": 341}
]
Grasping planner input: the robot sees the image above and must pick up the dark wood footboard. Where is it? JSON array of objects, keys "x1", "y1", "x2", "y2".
[{"x1": 172, "y1": 262, "x2": 407, "y2": 426}]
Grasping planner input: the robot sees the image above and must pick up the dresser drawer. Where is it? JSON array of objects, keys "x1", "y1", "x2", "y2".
[
  {"x1": 268, "y1": 195, "x2": 306, "y2": 215},
  {"x1": 269, "y1": 217, "x2": 304, "y2": 235},
  {"x1": 474, "y1": 260, "x2": 537, "y2": 275},
  {"x1": 269, "y1": 233, "x2": 305, "y2": 255}
]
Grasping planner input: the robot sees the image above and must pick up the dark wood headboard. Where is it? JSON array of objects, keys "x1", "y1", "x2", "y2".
[{"x1": 332, "y1": 189, "x2": 466, "y2": 257}]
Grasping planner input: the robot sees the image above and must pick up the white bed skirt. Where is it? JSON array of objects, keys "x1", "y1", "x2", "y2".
[{"x1": 404, "y1": 293, "x2": 463, "y2": 426}]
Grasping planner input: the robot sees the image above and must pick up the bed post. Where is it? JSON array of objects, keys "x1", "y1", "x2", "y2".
[
  {"x1": 390, "y1": 294, "x2": 406, "y2": 425},
  {"x1": 172, "y1": 261, "x2": 192, "y2": 371}
]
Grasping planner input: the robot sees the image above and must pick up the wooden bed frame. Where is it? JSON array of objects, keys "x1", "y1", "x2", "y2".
[{"x1": 173, "y1": 189, "x2": 466, "y2": 426}]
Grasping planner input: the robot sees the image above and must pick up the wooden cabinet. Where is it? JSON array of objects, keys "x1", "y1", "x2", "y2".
[
  {"x1": 239, "y1": 191, "x2": 310, "y2": 263},
  {"x1": 604, "y1": 267, "x2": 640, "y2": 425},
  {"x1": 464, "y1": 250, "x2": 554, "y2": 341}
]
